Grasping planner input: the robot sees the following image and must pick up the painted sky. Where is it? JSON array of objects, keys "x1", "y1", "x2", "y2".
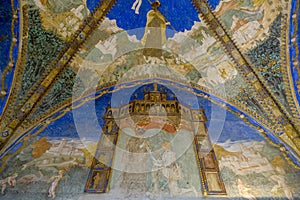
[
  {"x1": 87, "y1": 0, "x2": 220, "y2": 39},
  {"x1": 0, "y1": 0, "x2": 12, "y2": 73},
  {"x1": 0, "y1": 0, "x2": 13, "y2": 114}
]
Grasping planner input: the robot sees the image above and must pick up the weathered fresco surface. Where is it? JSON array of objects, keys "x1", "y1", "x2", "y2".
[
  {"x1": 0, "y1": 0, "x2": 299, "y2": 199},
  {"x1": 1, "y1": 83, "x2": 299, "y2": 199}
]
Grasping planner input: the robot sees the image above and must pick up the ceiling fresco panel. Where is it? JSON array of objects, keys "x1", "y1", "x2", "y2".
[
  {"x1": 0, "y1": 0, "x2": 299, "y2": 199},
  {"x1": 0, "y1": 82, "x2": 299, "y2": 199},
  {"x1": 212, "y1": 0, "x2": 300, "y2": 122},
  {"x1": 0, "y1": 0, "x2": 116, "y2": 149}
]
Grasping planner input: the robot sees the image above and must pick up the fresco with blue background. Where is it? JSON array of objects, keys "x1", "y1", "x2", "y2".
[
  {"x1": 0, "y1": 0, "x2": 20, "y2": 115},
  {"x1": 87, "y1": 0, "x2": 220, "y2": 39},
  {"x1": 0, "y1": 1, "x2": 300, "y2": 199},
  {"x1": 0, "y1": 0, "x2": 12, "y2": 112},
  {"x1": 36, "y1": 82, "x2": 265, "y2": 144}
]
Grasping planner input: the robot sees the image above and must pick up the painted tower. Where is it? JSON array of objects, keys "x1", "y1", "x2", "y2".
[{"x1": 85, "y1": 83, "x2": 226, "y2": 196}]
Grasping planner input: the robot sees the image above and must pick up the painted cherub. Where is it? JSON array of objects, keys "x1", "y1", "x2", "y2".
[
  {"x1": 0, "y1": 173, "x2": 18, "y2": 194},
  {"x1": 48, "y1": 170, "x2": 64, "y2": 199}
]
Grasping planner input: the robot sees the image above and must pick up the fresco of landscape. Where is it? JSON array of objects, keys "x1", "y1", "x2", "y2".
[{"x1": 0, "y1": 0, "x2": 299, "y2": 199}]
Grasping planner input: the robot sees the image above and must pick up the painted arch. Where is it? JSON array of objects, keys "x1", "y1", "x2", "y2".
[{"x1": 0, "y1": 0, "x2": 300, "y2": 199}]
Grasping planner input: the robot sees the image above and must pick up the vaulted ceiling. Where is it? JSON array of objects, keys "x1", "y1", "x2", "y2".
[{"x1": 0, "y1": 0, "x2": 299, "y2": 167}]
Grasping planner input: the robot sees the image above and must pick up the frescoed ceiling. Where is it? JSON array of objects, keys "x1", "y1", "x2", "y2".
[{"x1": 0, "y1": 0, "x2": 299, "y2": 198}]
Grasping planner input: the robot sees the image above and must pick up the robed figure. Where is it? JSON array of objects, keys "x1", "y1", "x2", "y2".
[{"x1": 142, "y1": 1, "x2": 169, "y2": 58}]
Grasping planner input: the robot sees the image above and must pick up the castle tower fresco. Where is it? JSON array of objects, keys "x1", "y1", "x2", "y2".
[{"x1": 85, "y1": 84, "x2": 226, "y2": 197}]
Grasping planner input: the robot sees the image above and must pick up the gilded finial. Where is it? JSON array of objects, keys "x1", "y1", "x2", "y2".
[{"x1": 153, "y1": 83, "x2": 158, "y2": 91}]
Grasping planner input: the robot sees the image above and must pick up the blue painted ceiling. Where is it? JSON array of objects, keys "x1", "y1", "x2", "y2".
[{"x1": 87, "y1": 0, "x2": 220, "y2": 38}]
